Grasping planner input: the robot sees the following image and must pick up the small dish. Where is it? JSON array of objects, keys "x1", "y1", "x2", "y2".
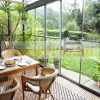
[
  {"x1": 2, "y1": 60, "x2": 16, "y2": 67},
  {"x1": 0, "y1": 66, "x2": 6, "y2": 70}
]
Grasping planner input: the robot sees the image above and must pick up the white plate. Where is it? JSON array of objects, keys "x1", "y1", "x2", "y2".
[
  {"x1": 18, "y1": 62, "x2": 28, "y2": 66},
  {"x1": 0, "y1": 66, "x2": 6, "y2": 70},
  {"x1": 11, "y1": 57, "x2": 19, "y2": 60},
  {"x1": 2, "y1": 62, "x2": 5, "y2": 66}
]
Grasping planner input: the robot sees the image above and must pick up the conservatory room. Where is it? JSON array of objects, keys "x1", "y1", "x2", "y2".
[{"x1": 0, "y1": 0, "x2": 100, "y2": 100}]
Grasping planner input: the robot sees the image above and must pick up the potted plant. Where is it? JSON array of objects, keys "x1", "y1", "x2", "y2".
[
  {"x1": 92, "y1": 60, "x2": 100, "y2": 88},
  {"x1": 53, "y1": 56, "x2": 59, "y2": 69},
  {"x1": 37, "y1": 53, "x2": 48, "y2": 67}
]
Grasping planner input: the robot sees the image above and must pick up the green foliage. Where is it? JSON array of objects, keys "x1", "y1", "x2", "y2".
[
  {"x1": 96, "y1": 60, "x2": 100, "y2": 71},
  {"x1": 65, "y1": 20, "x2": 80, "y2": 31},
  {"x1": 0, "y1": 2, "x2": 13, "y2": 39},
  {"x1": 84, "y1": 1, "x2": 100, "y2": 34},
  {"x1": 14, "y1": 4, "x2": 23, "y2": 14},
  {"x1": 63, "y1": 31, "x2": 87, "y2": 40},
  {"x1": 19, "y1": 49, "x2": 34, "y2": 58},
  {"x1": 84, "y1": 1, "x2": 95, "y2": 31},
  {"x1": 93, "y1": 2, "x2": 100, "y2": 33},
  {"x1": 53, "y1": 56, "x2": 59, "y2": 61},
  {"x1": 47, "y1": 29, "x2": 59, "y2": 36},
  {"x1": 47, "y1": 20, "x2": 56, "y2": 29},
  {"x1": 63, "y1": 30, "x2": 100, "y2": 40},
  {"x1": 35, "y1": 28, "x2": 100, "y2": 40},
  {"x1": 0, "y1": 2, "x2": 13, "y2": 13},
  {"x1": 92, "y1": 60, "x2": 100, "y2": 81},
  {"x1": 22, "y1": 12, "x2": 27, "y2": 20},
  {"x1": 62, "y1": 57, "x2": 80, "y2": 73},
  {"x1": 63, "y1": 30, "x2": 69, "y2": 38},
  {"x1": 35, "y1": 49, "x2": 44, "y2": 59},
  {"x1": 61, "y1": 56, "x2": 99, "y2": 79},
  {"x1": 86, "y1": 33, "x2": 100, "y2": 40},
  {"x1": 92, "y1": 74, "x2": 100, "y2": 81},
  {"x1": 0, "y1": 11, "x2": 8, "y2": 34}
]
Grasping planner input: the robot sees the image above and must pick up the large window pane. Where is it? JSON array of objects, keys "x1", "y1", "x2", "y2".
[
  {"x1": 61, "y1": 0, "x2": 82, "y2": 83},
  {"x1": 46, "y1": 1, "x2": 60, "y2": 69},
  {"x1": 35, "y1": 6, "x2": 45, "y2": 66},
  {"x1": 80, "y1": 0, "x2": 100, "y2": 94}
]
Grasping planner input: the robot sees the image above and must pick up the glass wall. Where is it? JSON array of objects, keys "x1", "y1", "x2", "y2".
[
  {"x1": 35, "y1": 6, "x2": 45, "y2": 65},
  {"x1": 25, "y1": 0, "x2": 100, "y2": 95},
  {"x1": 80, "y1": 0, "x2": 100, "y2": 94},
  {"x1": 61, "y1": 0, "x2": 83, "y2": 83},
  {"x1": 46, "y1": 1, "x2": 60, "y2": 69},
  {"x1": 61, "y1": 0, "x2": 100, "y2": 94}
]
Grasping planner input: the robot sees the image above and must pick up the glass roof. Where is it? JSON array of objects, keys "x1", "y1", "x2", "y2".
[{"x1": 0, "y1": 0, "x2": 39, "y2": 5}]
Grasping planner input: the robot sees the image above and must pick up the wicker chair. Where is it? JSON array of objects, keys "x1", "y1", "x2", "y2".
[
  {"x1": 0, "y1": 78, "x2": 20, "y2": 100},
  {"x1": 1, "y1": 49, "x2": 21, "y2": 59},
  {"x1": 21, "y1": 67, "x2": 58, "y2": 100}
]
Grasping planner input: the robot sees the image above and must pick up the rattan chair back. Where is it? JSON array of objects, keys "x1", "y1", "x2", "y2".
[
  {"x1": 1, "y1": 49, "x2": 21, "y2": 59},
  {"x1": 21, "y1": 67, "x2": 57, "y2": 100},
  {"x1": 0, "y1": 78, "x2": 20, "y2": 100}
]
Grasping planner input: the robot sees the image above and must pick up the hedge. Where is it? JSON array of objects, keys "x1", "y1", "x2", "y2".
[{"x1": 45, "y1": 30, "x2": 100, "y2": 40}]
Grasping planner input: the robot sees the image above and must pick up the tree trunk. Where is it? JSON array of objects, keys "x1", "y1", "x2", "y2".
[{"x1": 8, "y1": 12, "x2": 11, "y2": 41}]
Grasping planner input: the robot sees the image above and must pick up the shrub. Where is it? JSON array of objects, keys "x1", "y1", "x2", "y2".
[
  {"x1": 62, "y1": 31, "x2": 88, "y2": 40},
  {"x1": 92, "y1": 60, "x2": 100, "y2": 81},
  {"x1": 65, "y1": 20, "x2": 80, "y2": 31},
  {"x1": 86, "y1": 33, "x2": 100, "y2": 40},
  {"x1": 47, "y1": 29, "x2": 59, "y2": 36}
]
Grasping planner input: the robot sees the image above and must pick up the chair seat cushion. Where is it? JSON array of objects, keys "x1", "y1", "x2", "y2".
[{"x1": 26, "y1": 83, "x2": 40, "y2": 93}]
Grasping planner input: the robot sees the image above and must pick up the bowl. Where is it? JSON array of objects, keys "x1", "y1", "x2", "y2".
[{"x1": 4, "y1": 60, "x2": 16, "y2": 67}]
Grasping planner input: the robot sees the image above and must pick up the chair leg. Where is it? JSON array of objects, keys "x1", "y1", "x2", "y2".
[
  {"x1": 39, "y1": 93, "x2": 41, "y2": 100},
  {"x1": 49, "y1": 90, "x2": 55, "y2": 100},
  {"x1": 22, "y1": 91, "x2": 25, "y2": 100},
  {"x1": 51, "y1": 94, "x2": 55, "y2": 100}
]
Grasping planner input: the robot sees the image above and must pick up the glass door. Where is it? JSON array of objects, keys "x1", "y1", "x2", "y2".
[
  {"x1": 80, "y1": 0, "x2": 100, "y2": 94},
  {"x1": 61, "y1": 0, "x2": 83, "y2": 83}
]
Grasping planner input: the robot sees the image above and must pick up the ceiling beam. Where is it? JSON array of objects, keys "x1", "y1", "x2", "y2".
[{"x1": 26, "y1": 0, "x2": 59, "y2": 11}]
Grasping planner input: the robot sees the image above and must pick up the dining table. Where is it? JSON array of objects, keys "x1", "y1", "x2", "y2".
[{"x1": 0, "y1": 55, "x2": 40, "y2": 78}]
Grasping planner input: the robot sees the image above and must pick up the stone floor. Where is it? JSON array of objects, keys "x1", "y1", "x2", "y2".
[{"x1": 61, "y1": 68, "x2": 100, "y2": 94}]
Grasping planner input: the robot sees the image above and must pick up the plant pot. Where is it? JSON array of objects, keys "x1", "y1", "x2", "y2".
[
  {"x1": 38, "y1": 56, "x2": 48, "y2": 67},
  {"x1": 93, "y1": 81, "x2": 100, "y2": 88},
  {"x1": 97, "y1": 81, "x2": 100, "y2": 88},
  {"x1": 53, "y1": 61, "x2": 59, "y2": 69}
]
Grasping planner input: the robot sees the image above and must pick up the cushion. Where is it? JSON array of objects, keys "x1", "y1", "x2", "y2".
[{"x1": 26, "y1": 83, "x2": 40, "y2": 93}]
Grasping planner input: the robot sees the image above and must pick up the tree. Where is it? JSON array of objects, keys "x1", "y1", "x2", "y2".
[
  {"x1": 76, "y1": 9, "x2": 82, "y2": 30},
  {"x1": 84, "y1": 1, "x2": 96, "y2": 31},
  {"x1": 0, "y1": 2, "x2": 28, "y2": 50},
  {"x1": 0, "y1": 1, "x2": 13, "y2": 40},
  {"x1": 62, "y1": 0, "x2": 82, "y2": 31},
  {"x1": 93, "y1": 2, "x2": 100, "y2": 33},
  {"x1": 84, "y1": 0, "x2": 100, "y2": 34},
  {"x1": 0, "y1": 11, "x2": 8, "y2": 35}
]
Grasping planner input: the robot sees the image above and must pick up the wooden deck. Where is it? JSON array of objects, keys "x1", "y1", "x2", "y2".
[{"x1": 13, "y1": 76, "x2": 100, "y2": 100}]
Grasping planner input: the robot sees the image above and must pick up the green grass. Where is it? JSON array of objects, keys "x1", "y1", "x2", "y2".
[
  {"x1": 61, "y1": 47, "x2": 99, "y2": 78},
  {"x1": 19, "y1": 42, "x2": 100, "y2": 79},
  {"x1": 61, "y1": 57, "x2": 98, "y2": 78}
]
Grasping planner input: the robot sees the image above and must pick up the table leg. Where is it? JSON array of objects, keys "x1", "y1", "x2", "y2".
[{"x1": 34, "y1": 64, "x2": 39, "y2": 76}]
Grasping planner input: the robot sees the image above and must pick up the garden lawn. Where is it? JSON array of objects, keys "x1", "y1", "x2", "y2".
[{"x1": 61, "y1": 57, "x2": 97, "y2": 78}]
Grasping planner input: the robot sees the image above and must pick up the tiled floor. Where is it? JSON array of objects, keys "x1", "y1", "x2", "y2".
[{"x1": 14, "y1": 76, "x2": 100, "y2": 100}]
